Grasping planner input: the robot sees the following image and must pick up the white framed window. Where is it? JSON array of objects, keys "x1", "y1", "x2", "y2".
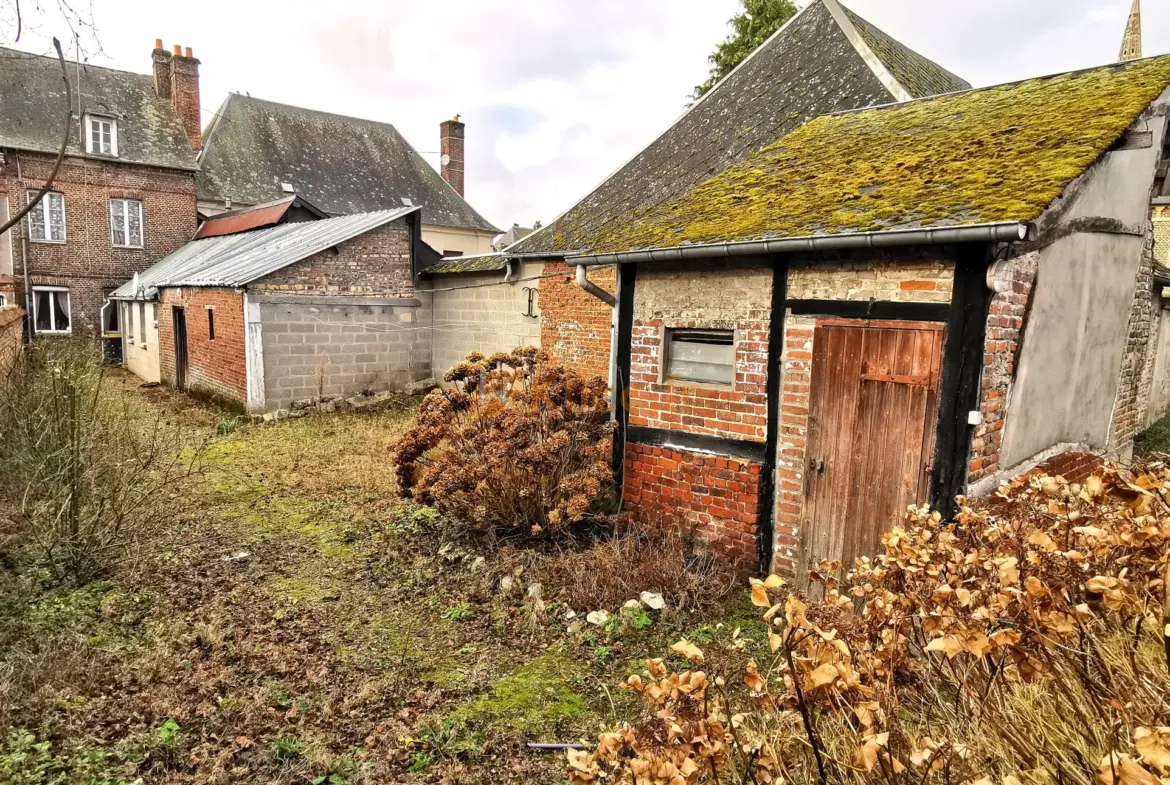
[
  {"x1": 0, "y1": 294, "x2": 7, "y2": 306},
  {"x1": 85, "y1": 114, "x2": 117, "y2": 156},
  {"x1": 109, "y1": 199, "x2": 144, "y2": 248},
  {"x1": 27, "y1": 191, "x2": 65, "y2": 243},
  {"x1": 31, "y1": 286, "x2": 70, "y2": 333}
]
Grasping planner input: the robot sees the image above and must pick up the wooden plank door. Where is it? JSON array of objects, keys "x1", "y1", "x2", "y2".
[{"x1": 801, "y1": 319, "x2": 944, "y2": 576}]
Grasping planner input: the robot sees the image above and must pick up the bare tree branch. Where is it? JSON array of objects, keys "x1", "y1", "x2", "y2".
[{"x1": 0, "y1": 36, "x2": 70, "y2": 238}]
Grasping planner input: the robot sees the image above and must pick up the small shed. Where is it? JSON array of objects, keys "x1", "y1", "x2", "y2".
[
  {"x1": 111, "y1": 207, "x2": 435, "y2": 411},
  {"x1": 559, "y1": 57, "x2": 1170, "y2": 576}
]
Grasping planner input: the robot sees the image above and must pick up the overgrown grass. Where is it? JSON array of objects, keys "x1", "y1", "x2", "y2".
[
  {"x1": 1135, "y1": 413, "x2": 1170, "y2": 454},
  {"x1": 0, "y1": 373, "x2": 756, "y2": 784}
]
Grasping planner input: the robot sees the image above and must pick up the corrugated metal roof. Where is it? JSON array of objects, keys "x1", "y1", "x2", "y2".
[
  {"x1": 193, "y1": 197, "x2": 297, "y2": 239},
  {"x1": 111, "y1": 206, "x2": 419, "y2": 300}
]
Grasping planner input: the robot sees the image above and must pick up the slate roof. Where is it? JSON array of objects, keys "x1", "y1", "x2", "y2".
[
  {"x1": 510, "y1": 0, "x2": 968, "y2": 256},
  {"x1": 587, "y1": 57, "x2": 1170, "y2": 255},
  {"x1": 110, "y1": 207, "x2": 419, "y2": 300},
  {"x1": 197, "y1": 94, "x2": 499, "y2": 234},
  {"x1": 842, "y1": 8, "x2": 969, "y2": 98},
  {"x1": 0, "y1": 47, "x2": 197, "y2": 170}
]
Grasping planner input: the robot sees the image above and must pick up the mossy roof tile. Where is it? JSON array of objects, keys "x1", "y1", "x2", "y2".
[{"x1": 591, "y1": 57, "x2": 1170, "y2": 254}]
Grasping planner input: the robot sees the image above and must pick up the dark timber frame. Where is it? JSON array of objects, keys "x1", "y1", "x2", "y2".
[
  {"x1": 626, "y1": 425, "x2": 768, "y2": 463},
  {"x1": 612, "y1": 264, "x2": 637, "y2": 487},
  {"x1": 608, "y1": 243, "x2": 993, "y2": 575},
  {"x1": 787, "y1": 299, "x2": 950, "y2": 322},
  {"x1": 758, "y1": 258, "x2": 788, "y2": 573},
  {"x1": 929, "y1": 244, "x2": 994, "y2": 513}
]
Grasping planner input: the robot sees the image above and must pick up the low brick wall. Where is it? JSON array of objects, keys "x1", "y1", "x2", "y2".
[
  {"x1": 1030, "y1": 451, "x2": 1103, "y2": 484},
  {"x1": 624, "y1": 442, "x2": 761, "y2": 564},
  {"x1": 0, "y1": 306, "x2": 24, "y2": 377}
]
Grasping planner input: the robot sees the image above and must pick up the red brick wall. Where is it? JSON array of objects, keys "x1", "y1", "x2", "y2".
[
  {"x1": 968, "y1": 254, "x2": 1037, "y2": 484},
  {"x1": 0, "y1": 151, "x2": 196, "y2": 336},
  {"x1": 168, "y1": 53, "x2": 202, "y2": 153},
  {"x1": 628, "y1": 322, "x2": 769, "y2": 440},
  {"x1": 158, "y1": 287, "x2": 246, "y2": 406},
  {"x1": 1030, "y1": 451, "x2": 1103, "y2": 484},
  {"x1": 538, "y1": 261, "x2": 613, "y2": 380},
  {"x1": 250, "y1": 220, "x2": 414, "y2": 297},
  {"x1": 624, "y1": 443, "x2": 761, "y2": 564}
]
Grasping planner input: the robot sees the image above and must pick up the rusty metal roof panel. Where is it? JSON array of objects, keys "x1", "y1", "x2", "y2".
[
  {"x1": 192, "y1": 197, "x2": 296, "y2": 239},
  {"x1": 111, "y1": 207, "x2": 419, "y2": 299}
]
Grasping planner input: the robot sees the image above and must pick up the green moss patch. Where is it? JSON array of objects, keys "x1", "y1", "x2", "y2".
[
  {"x1": 448, "y1": 649, "x2": 587, "y2": 739},
  {"x1": 594, "y1": 57, "x2": 1170, "y2": 253}
]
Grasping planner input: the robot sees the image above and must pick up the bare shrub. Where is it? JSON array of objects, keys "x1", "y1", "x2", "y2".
[
  {"x1": 530, "y1": 524, "x2": 740, "y2": 612},
  {"x1": 393, "y1": 348, "x2": 614, "y2": 538},
  {"x1": 569, "y1": 465, "x2": 1170, "y2": 785},
  {"x1": 0, "y1": 340, "x2": 199, "y2": 584}
]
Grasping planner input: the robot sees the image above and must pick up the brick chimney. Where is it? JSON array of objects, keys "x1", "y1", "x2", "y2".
[
  {"x1": 152, "y1": 40, "x2": 202, "y2": 151},
  {"x1": 440, "y1": 115, "x2": 465, "y2": 197}
]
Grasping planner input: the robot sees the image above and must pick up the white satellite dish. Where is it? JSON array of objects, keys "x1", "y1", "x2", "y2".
[{"x1": 440, "y1": 153, "x2": 451, "y2": 166}]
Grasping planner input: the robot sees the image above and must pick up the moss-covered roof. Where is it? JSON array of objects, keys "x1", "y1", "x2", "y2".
[
  {"x1": 591, "y1": 57, "x2": 1170, "y2": 255},
  {"x1": 421, "y1": 254, "x2": 509, "y2": 275}
]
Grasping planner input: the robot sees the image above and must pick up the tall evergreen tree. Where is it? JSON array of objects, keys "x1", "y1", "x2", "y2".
[{"x1": 693, "y1": 0, "x2": 799, "y2": 100}]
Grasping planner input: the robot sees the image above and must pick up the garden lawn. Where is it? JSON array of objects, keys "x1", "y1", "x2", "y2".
[{"x1": 0, "y1": 372, "x2": 761, "y2": 785}]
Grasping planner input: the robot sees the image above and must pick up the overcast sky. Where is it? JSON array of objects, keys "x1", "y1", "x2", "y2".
[{"x1": 6, "y1": 0, "x2": 1170, "y2": 233}]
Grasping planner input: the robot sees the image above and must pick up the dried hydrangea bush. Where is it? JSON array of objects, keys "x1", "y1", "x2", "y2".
[{"x1": 394, "y1": 348, "x2": 615, "y2": 538}]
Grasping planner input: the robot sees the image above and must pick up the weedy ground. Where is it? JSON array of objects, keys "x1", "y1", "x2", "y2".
[{"x1": 0, "y1": 371, "x2": 757, "y2": 785}]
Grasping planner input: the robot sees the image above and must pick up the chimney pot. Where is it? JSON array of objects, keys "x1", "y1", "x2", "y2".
[
  {"x1": 173, "y1": 44, "x2": 181, "y2": 56},
  {"x1": 155, "y1": 38, "x2": 163, "y2": 50},
  {"x1": 185, "y1": 46, "x2": 193, "y2": 58}
]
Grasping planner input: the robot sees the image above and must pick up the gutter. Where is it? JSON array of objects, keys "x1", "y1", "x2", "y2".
[{"x1": 567, "y1": 222, "x2": 1032, "y2": 266}]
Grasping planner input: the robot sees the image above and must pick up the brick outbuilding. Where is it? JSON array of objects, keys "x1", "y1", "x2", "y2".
[
  {"x1": 111, "y1": 207, "x2": 434, "y2": 412},
  {"x1": 556, "y1": 57, "x2": 1170, "y2": 577}
]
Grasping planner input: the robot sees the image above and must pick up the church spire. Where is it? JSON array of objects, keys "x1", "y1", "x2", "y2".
[{"x1": 1119, "y1": 0, "x2": 1142, "y2": 61}]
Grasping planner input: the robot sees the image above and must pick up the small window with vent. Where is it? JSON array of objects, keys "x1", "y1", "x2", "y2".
[{"x1": 664, "y1": 329, "x2": 735, "y2": 386}]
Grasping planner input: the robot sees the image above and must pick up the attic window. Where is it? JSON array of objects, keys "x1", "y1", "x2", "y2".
[
  {"x1": 664, "y1": 329, "x2": 735, "y2": 386},
  {"x1": 85, "y1": 114, "x2": 117, "y2": 156}
]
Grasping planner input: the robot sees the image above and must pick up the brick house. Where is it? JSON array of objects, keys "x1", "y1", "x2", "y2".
[
  {"x1": 0, "y1": 43, "x2": 201, "y2": 341},
  {"x1": 196, "y1": 97, "x2": 500, "y2": 257},
  {"x1": 110, "y1": 206, "x2": 435, "y2": 411},
  {"x1": 554, "y1": 56, "x2": 1170, "y2": 577},
  {"x1": 497, "y1": 0, "x2": 971, "y2": 382}
]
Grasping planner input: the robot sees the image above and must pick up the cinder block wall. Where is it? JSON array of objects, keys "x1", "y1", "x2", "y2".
[
  {"x1": 424, "y1": 262, "x2": 541, "y2": 379},
  {"x1": 257, "y1": 295, "x2": 431, "y2": 410}
]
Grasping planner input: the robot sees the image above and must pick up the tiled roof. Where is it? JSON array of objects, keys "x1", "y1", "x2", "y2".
[
  {"x1": 510, "y1": 0, "x2": 966, "y2": 256},
  {"x1": 197, "y1": 94, "x2": 499, "y2": 233},
  {"x1": 110, "y1": 207, "x2": 419, "y2": 299},
  {"x1": 589, "y1": 57, "x2": 1170, "y2": 254},
  {"x1": 0, "y1": 47, "x2": 196, "y2": 170}
]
